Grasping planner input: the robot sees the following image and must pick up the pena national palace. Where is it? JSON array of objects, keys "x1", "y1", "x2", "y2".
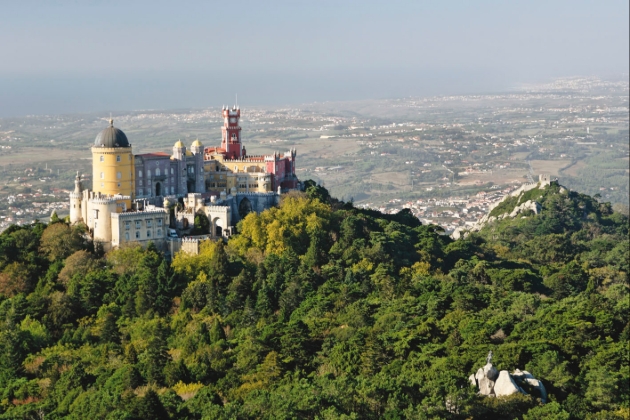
[{"x1": 69, "y1": 105, "x2": 299, "y2": 254}]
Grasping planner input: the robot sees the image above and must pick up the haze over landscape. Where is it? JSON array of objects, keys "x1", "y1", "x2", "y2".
[
  {"x1": 1, "y1": 0, "x2": 628, "y2": 117},
  {"x1": 0, "y1": 2, "x2": 628, "y2": 419}
]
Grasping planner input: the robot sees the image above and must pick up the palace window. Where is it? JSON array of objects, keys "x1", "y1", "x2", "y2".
[
  {"x1": 171, "y1": 168, "x2": 174, "y2": 174},
  {"x1": 147, "y1": 230, "x2": 151, "y2": 238},
  {"x1": 100, "y1": 156, "x2": 104, "y2": 162},
  {"x1": 135, "y1": 231, "x2": 140, "y2": 239},
  {"x1": 93, "y1": 209, "x2": 99, "y2": 219},
  {"x1": 94, "y1": 222, "x2": 98, "y2": 229},
  {"x1": 125, "y1": 221, "x2": 130, "y2": 230},
  {"x1": 116, "y1": 155, "x2": 121, "y2": 162},
  {"x1": 157, "y1": 219, "x2": 162, "y2": 226},
  {"x1": 117, "y1": 183, "x2": 121, "y2": 187},
  {"x1": 101, "y1": 182, "x2": 104, "y2": 188},
  {"x1": 146, "y1": 220, "x2": 152, "y2": 227},
  {"x1": 156, "y1": 168, "x2": 161, "y2": 176},
  {"x1": 100, "y1": 172, "x2": 104, "y2": 179},
  {"x1": 138, "y1": 188, "x2": 143, "y2": 195},
  {"x1": 117, "y1": 172, "x2": 121, "y2": 179},
  {"x1": 125, "y1": 232, "x2": 130, "y2": 241},
  {"x1": 135, "y1": 220, "x2": 141, "y2": 229},
  {"x1": 139, "y1": 171, "x2": 143, "y2": 177},
  {"x1": 147, "y1": 170, "x2": 151, "y2": 177},
  {"x1": 157, "y1": 229, "x2": 162, "y2": 236}
]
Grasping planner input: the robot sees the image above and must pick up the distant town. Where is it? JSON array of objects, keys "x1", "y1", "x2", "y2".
[{"x1": 0, "y1": 76, "x2": 628, "y2": 233}]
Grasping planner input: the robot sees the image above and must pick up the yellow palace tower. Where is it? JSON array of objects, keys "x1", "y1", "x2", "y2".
[{"x1": 91, "y1": 118, "x2": 135, "y2": 209}]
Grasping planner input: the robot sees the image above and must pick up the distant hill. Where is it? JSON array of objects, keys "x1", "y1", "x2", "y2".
[{"x1": 0, "y1": 180, "x2": 627, "y2": 419}]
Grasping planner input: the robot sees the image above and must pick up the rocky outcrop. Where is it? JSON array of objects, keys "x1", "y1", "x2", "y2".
[
  {"x1": 512, "y1": 369, "x2": 547, "y2": 403},
  {"x1": 494, "y1": 370, "x2": 524, "y2": 397},
  {"x1": 508, "y1": 200, "x2": 542, "y2": 218},
  {"x1": 469, "y1": 353, "x2": 546, "y2": 403},
  {"x1": 451, "y1": 183, "x2": 545, "y2": 240}
]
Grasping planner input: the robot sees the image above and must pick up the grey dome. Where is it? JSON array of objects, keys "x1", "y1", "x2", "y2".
[{"x1": 94, "y1": 119, "x2": 130, "y2": 148}]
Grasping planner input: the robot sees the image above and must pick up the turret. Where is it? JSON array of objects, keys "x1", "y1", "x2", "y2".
[
  {"x1": 69, "y1": 171, "x2": 83, "y2": 224},
  {"x1": 221, "y1": 105, "x2": 243, "y2": 159},
  {"x1": 173, "y1": 140, "x2": 186, "y2": 160},
  {"x1": 191, "y1": 140, "x2": 205, "y2": 193},
  {"x1": 91, "y1": 118, "x2": 134, "y2": 209},
  {"x1": 173, "y1": 140, "x2": 188, "y2": 194}
]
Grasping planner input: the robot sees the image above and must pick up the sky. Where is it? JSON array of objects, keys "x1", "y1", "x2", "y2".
[{"x1": 0, "y1": 0, "x2": 628, "y2": 117}]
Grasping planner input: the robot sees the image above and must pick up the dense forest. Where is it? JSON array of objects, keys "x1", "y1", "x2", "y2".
[{"x1": 0, "y1": 180, "x2": 628, "y2": 419}]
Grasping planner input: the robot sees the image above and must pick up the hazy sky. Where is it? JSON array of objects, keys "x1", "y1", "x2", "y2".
[{"x1": 1, "y1": 0, "x2": 628, "y2": 117}]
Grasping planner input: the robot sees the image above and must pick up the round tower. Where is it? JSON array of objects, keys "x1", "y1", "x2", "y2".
[
  {"x1": 89, "y1": 196, "x2": 117, "y2": 250},
  {"x1": 173, "y1": 140, "x2": 187, "y2": 194},
  {"x1": 91, "y1": 119, "x2": 134, "y2": 208},
  {"x1": 69, "y1": 171, "x2": 83, "y2": 224},
  {"x1": 190, "y1": 139, "x2": 205, "y2": 193}
]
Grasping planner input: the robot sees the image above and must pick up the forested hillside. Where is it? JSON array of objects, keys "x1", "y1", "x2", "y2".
[{"x1": 0, "y1": 181, "x2": 627, "y2": 419}]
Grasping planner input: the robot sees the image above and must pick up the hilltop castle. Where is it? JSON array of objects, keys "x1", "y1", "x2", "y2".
[{"x1": 69, "y1": 105, "x2": 299, "y2": 252}]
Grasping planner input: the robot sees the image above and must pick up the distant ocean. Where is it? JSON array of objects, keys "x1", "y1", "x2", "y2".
[{"x1": 0, "y1": 69, "x2": 512, "y2": 118}]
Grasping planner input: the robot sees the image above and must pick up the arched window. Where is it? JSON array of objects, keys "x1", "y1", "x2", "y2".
[
  {"x1": 156, "y1": 168, "x2": 161, "y2": 176},
  {"x1": 116, "y1": 172, "x2": 121, "y2": 179},
  {"x1": 147, "y1": 170, "x2": 151, "y2": 177}
]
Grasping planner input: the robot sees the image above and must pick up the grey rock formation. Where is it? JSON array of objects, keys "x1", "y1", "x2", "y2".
[
  {"x1": 483, "y1": 363, "x2": 499, "y2": 381},
  {"x1": 525, "y1": 378, "x2": 547, "y2": 403},
  {"x1": 494, "y1": 370, "x2": 524, "y2": 397},
  {"x1": 509, "y1": 200, "x2": 542, "y2": 218},
  {"x1": 470, "y1": 358, "x2": 547, "y2": 403},
  {"x1": 478, "y1": 375, "x2": 495, "y2": 396},
  {"x1": 511, "y1": 369, "x2": 533, "y2": 380}
]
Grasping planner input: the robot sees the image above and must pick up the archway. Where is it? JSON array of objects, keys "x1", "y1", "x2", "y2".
[
  {"x1": 212, "y1": 217, "x2": 224, "y2": 237},
  {"x1": 155, "y1": 182, "x2": 162, "y2": 196},
  {"x1": 238, "y1": 197, "x2": 252, "y2": 219}
]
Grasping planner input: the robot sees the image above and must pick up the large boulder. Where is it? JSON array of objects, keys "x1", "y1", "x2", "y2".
[
  {"x1": 478, "y1": 376, "x2": 495, "y2": 396},
  {"x1": 483, "y1": 363, "x2": 499, "y2": 381},
  {"x1": 475, "y1": 367, "x2": 485, "y2": 382},
  {"x1": 525, "y1": 378, "x2": 547, "y2": 403},
  {"x1": 494, "y1": 370, "x2": 524, "y2": 397},
  {"x1": 512, "y1": 369, "x2": 533, "y2": 380},
  {"x1": 468, "y1": 374, "x2": 476, "y2": 387}
]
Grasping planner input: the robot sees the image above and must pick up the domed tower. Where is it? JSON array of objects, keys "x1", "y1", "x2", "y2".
[
  {"x1": 190, "y1": 139, "x2": 205, "y2": 193},
  {"x1": 173, "y1": 140, "x2": 187, "y2": 194},
  {"x1": 69, "y1": 171, "x2": 83, "y2": 224},
  {"x1": 92, "y1": 119, "x2": 134, "y2": 207}
]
